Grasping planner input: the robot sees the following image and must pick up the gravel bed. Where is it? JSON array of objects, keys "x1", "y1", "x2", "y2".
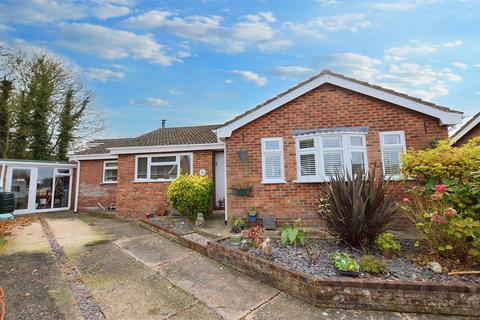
[
  {"x1": 223, "y1": 238, "x2": 479, "y2": 284},
  {"x1": 182, "y1": 233, "x2": 210, "y2": 246},
  {"x1": 149, "y1": 218, "x2": 194, "y2": 235}
]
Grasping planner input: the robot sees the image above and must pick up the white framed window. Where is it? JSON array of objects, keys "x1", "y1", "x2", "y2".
[
  {"x1": 261, "y1": 138, "x2": 285, "y2": 184},
  {"x1": 295, "y1": 134, "x2": 368, "y2": 183},
  {"x1": 134, "y1": 153, "x2": 192, "y2": 182},
  {"x1": 103, "y1": 160, "x2": 118, "y2": 183},
  {"x1": 380, "y1": 131, "x2": 406, "y2": 179}
]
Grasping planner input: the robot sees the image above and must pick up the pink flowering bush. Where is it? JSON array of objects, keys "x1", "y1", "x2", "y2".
[
  {"x1": 247, "y1": 226, "x2": 265, "y2": 248},
  {"x1": 401, "y1": 184, "x2": 480, "y2": 259}
]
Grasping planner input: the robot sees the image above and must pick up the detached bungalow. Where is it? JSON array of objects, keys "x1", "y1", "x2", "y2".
[{"x1": 72, "y1": 70, "x2": 463, "y2": 224}]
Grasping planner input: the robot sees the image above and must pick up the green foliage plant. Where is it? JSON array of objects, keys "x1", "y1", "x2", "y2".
[
  {"x1": 375, "y1": 232, "x2": 401, "y2": 257},
  {"x1": 167, "y1": 175, "x2": 213, "y2": 220},
  {"x1": 359, "y1": 255, "x2": 387, "y2": 274},
  {"x1": 281, "y1": 219, "x2": 306, "y2": 246},
  {"x1": 330, "y1": 251, "x2": 359, "y2": 272}
]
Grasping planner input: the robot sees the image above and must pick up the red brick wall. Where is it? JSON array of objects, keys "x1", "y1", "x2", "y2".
[
  {"x1": 116, "y1": 151, "x2": 215, "y2": 218},
  {"x1": 225, "y1": 84, "x2": 449, "y2": 222},
  {"x1": 454, "y1": 123, "x2": 480, "y2": 146},
  {"x1": 78, "y1": 159, "x2": 117, "y2": 210}
]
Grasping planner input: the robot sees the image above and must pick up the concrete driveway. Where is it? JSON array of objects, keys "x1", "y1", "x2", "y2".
[{"x1": 0, "y1": 214, "x2": 464, "y2": 320}]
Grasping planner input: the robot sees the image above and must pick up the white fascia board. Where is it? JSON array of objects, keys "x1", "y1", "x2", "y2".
[
  {"x1": 216, "y1": 74, "x2": 463, "y2": 138},
  {"x1": 0, "y1": 160, "x2": 77, "y2": 168},
  {"x1": 451, "y1": 115, "x2": 480, "y2": 143},
  {"x1": 71, "y1": 154, "x2": 118, "y2": 161},
  {"x1": 107, "y1": 143, "x2": 225, "y2": 155}
]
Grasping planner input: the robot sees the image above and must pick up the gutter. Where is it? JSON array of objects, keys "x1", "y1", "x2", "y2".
[{"x1": 74, "y1": 160, "x2": 80, "y2": 213}]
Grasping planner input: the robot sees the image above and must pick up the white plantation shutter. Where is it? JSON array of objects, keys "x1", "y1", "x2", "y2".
[
  {"x1": 323, "y1": 151, "x2": 343, "y2": 176},
  {"x1": 262, "y1": 138, "x2": 285, "y2": 183},
  {"x1": 380, "y1": 131, "x2": 406, "y2": 178},
  {"x1": 300, "y1": 154, "x2": 316, "y2": 176}
]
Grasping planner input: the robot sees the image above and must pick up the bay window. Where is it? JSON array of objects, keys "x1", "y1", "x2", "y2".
[
  {"x1": 135, "y1": 154, "x2": 192, "y2": 181},
  {"x1": 295, "y1": 133, "x2": 367, "y2": 182}
]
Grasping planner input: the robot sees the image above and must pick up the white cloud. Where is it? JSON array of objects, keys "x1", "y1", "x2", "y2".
[
  {"x1": 368, "y1": 1, "x2": 420, "y2": 11},
  {"x1": 85, "y1": 68, "x2": 125, "y2": 82},
  {"x1": 474, "y1": 64, "x2": 480, "y2": 68},
  {"x1": 452, "y1": 61, "x2": 467, "y2": 69},
  {"x1": 224, "y1": 79, "x2": 233, "y2": 84},
  {"x1": 325, "y1": 52, "x2": 461, "y2": 101},
  {"x1": 384, "y1": 44, "x2": 437, "y2": 62},
  {"x1": 168, "y1": 89, "x2": 184, "y2": 96},
  {"x1": 283, "y1": 13, "x2": 370, "y2": 41},
  {"x1": 124, "y1": 10, "x2": 290, "y2": 53},
  {"x1": 443, "y1": 40, "x2": 463, "y2": 48},
  {"x1": 55, "y1": 23, "x2": 179, "y2": 66},
  {"x1": 230, "y1": 70, "x2": 267, "y2": 86},
  {"x1": 269, "y1": 66, "x2": 315, "y2": 80},
  {"x1": 129, "y1": 98, "x2": 170, "y2": 107},
  {"x1": 328, "y1": 52, "x2": 383, "y2": 82},
  {"x1": 93, "y1": 4, "x2": 131, "y2": 19},
  {"x1": 0, "y1": 0, "x2": 132, "y2": 24}
]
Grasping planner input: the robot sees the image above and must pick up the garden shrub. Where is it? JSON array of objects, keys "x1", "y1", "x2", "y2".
[
  {"x1": 359, "y1": 255, "x2": 387, "y2": 274},
  {"x1": 167, "y1": 175, "x2": 213, "y2": 219},
  {"x1": 375, "y1": 232, "x2": 401, "y2": 256},
  {"x1": 247, "y1": 226, "x2": 264, "y2": 248},
  {"x1": 402, "y1": 184, "x2": 480, "y2": 259},
  {"x1": 319, "y1": 168, "x2": 399, "y2": 247},
  {"x1": 401, "y1": 137, "x2": 480, "y2": 183}
]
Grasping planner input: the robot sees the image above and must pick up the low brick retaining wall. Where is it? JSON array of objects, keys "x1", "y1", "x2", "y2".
[{"x1": 140, "y1": 219, "x2": 479, "y2": 316}]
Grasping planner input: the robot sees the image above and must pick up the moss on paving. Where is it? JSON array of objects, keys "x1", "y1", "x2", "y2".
[{"x1": 0, "y1": 236, "x2": 6, "y2": 248}]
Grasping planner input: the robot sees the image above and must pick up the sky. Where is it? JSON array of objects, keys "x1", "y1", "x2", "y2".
[{"x1": 0, "y1": 0, "x2": 479, "y2": 138}]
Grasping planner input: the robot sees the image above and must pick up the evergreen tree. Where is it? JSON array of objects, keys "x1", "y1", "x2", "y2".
[
  {"x1": 56, "y1": 89, "x2": 74, "y2": 161},
  {"x1": 11, "y1": 91, "x2": 31, "y2": 159},
  {"x1": 0, "y1": 77, "x2": 13, "y2": 158},
  {"x1": 29, "y1": 56, "x2": 55, "y2": 160}
]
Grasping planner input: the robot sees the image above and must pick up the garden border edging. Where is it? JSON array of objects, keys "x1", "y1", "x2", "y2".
[{"x1": 139, "y1": 219, "x2": 479, "y2": 316}]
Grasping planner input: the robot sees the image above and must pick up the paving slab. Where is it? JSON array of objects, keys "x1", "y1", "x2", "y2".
[
  {"x1": 115, "y1": 233, "x2": 193, "y2": 267},
  {"x1": 46, "y1": 217, "x2": 107, "y2": 254},
  {"x1": 154, "y1": 250, "x2": 279, "y2": 319},
  {"x1": 73, "y1": 241, "x2": 217, "y2": 320},
  {"x1": 0, "y1": 221, "x2": 50, "y2": 254}
]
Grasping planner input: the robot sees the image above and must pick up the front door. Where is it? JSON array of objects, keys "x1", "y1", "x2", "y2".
[
  {"x1": 5, "y1": 167, "x2": 35, "y2": 214},
  {"x1": 215, "y1": 152, "x2": 225, "y2": 209}
]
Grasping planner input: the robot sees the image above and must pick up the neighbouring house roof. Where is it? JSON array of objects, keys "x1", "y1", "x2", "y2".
[
  {"x1": 74, "y1": 124, "x2": 222, "y2": 158},
  {"x1": 216, "y1": 69, "x2": 463, "y2": 138},
  {"x1": 450, "y1": 111, "x2": 480, "y2": 144},
  {"x1": 292, "y1": 126, "x2": 369, "y2": 137}
]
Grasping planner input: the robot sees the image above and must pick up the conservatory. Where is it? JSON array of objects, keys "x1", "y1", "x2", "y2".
[{"x1": 0, "y1": 159, "x2": 77, "y2": 214}]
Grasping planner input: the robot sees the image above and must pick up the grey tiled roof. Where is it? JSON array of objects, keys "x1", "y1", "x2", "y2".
[
  {"x1": 76, "y1": 124, "x2": 221, "y2": 155},
  {"x1": 221, "y1": 69, "x2": 463, "y2": 128}
]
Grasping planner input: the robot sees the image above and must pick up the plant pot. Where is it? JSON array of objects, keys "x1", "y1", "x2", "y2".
[
  {"x1": 229, "y1": 234, "x2": 243, "y2": 245},
  {"x1": 339, "y1": 271, "x2": 361, "y2": 277},
  {"x1": 145, "y1": 213, "x2": 150, "y2": 219},
  {"x1": 149, "y1": 213, "x2": 155, "y2": 218},
  {"x1": 248, "y1": 214, "x2": 257, "y2": 222},
  {"x1": 232, "y1": 187, "x2": 252, "y2": 196}
]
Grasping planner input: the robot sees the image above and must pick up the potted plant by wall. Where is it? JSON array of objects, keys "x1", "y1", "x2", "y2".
[
  {"x1": 232, "y1": 182, "x2": 252, "y2": 196},
  {"x1": 248, "y1": 206, "x2": 258, "y2": 223}
]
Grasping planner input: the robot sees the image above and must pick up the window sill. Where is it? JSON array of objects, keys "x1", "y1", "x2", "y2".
[
  {"x1": 294, "y1": 179, "x2": 326, "y2": 184},
  {"x1": 101, "y1": 181, "x2": 117, "y2": 184},
  {"x1": 261, "y1": 180, "x2": 287, "y2": 184},
  {"x1": 134, "y1": 179, "x2": 175, "y2": 183}
]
